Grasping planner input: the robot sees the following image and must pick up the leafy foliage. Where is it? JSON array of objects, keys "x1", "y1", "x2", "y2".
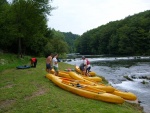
[
  {"x1": 1, "y1": 1, "x2": 149, "y2": 56},
  {"x1": 0, "y1": 0, "x2": 70, "y2": 57},
  {"x1": 62, "y1": 32, "x2": 80, "y2": 53},
  {"x1": 75, "y1": 10, "x2": 150, "y2": 55}
]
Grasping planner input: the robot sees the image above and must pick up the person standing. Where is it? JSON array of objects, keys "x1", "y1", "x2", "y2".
[
  {"x1": 46, "y1": 53, "x2": 53, "y2": 73},
  {"x1": 82, "y1": 56, "x2": 91, "y2": 76},
  {"x1": 52, "y1": 54, "x2": 59, "y2": 76}
]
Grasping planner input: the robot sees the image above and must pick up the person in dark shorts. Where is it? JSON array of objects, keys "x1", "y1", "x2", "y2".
[
  {"x1": 80, "y1": 56, "x2": 91, "y2": 76},
  {"x1": 46, "y1": 53, "x2": 53, "y2": 73}
]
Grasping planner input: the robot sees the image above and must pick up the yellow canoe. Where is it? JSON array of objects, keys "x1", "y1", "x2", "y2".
[
  {"x1": 50, "y1": 69, "x2": 71, "y2": 78},
  {"x1": 62, "y1": 78, "x2": 106, "y2": 94},
  {"x1": 75, "y1": 66, "x2": 96, "y2": 76},
  {"x1": 50, "y1": 68, "x2": 102, "y2": 82},
  {"x1": 83, "y1": 76, "x2": 102, "y2": 82},
  {"x1": 69, "y1": 71, "x2": 97, "y2": 85},
  {"x1": 46, "y1": 74, "x2": 124, "y2": 104},
  {"x1": 111, "y1": 90, "x2": 137, "y2": 101},
  {"x1": 69, "y1": 72, "x2": 115, "y2": 93}
]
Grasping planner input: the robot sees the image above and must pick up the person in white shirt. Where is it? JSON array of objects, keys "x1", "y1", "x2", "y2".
[
  {"x1": 52, "y1": 54, "x2": 59, "y2": 76},
  {"x1": 81, "y1": 56, "x2": 91, "y2": 76}
]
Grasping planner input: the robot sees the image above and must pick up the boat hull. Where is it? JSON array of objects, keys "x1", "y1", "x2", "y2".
[
  {"x1": 69, "y1": 72, "x2": 115, "y2": 93},
  {"x1": 112, "y1": 90, "x2": 137, "y2": 100},
  {"x1": 46, "y1": 74, "x2": 124, "y2": 104}
]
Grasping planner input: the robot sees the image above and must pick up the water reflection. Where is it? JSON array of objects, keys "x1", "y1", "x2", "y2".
[{"x1": 64, "y1": 57, "x2": 150, "y2": 113}]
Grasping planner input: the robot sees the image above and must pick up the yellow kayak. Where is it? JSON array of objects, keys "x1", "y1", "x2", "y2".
[
  {"x1": 111, "y1": 90, "x2": 137, "y2": 101},
  {"x1": 69, "y1": 72, "x2": 115, "y2": 93},
  {"x1": 46, "y1": 74, "x2": 124, "y2": 104},
  {"x1": 61, "y1": 78, "x2": 106, "y2": 94},
  {"x1": 75, "y1": 66, "x2": 96, "y2": 76},
  {"x1": 50, "y1": 68, "x2": 102, "y2": 82},
  {"x1": 49, "y1": 69, "x2": 71, "y2": 78},
  {"x1": 83, "y1": 76, "x2": 102, "y2": 82}
]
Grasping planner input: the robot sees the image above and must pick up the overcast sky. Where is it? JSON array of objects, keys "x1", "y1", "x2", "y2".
[{"x1": 47, "y1": 0, "x2": 150, "y2": 35}]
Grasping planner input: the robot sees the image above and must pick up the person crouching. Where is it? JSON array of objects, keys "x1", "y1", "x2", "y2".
[{"x1": 30, "y1": 58, "x2": 37, "y2": 68}]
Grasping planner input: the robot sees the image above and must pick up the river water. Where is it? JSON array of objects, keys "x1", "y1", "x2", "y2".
[{"x1": 64, "y1": 56, "x2": 150, "y2": 113}]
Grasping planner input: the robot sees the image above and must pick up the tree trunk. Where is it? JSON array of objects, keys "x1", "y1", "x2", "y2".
[{"x1": 18, "y1": 37, "x2": 22, "y2": 58}]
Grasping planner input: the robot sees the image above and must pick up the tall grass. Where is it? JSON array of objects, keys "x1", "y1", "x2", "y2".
[
  {"x1": 0, "y1": 53, "x2": 143, "y2": 113},
  {"x1": 0, "y1": 53, "x2": 31, "y2": 72}
]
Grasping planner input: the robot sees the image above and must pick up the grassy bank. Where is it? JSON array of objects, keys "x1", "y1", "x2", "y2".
[{"x1": 0, "y1": 53, "x2": 144, "y2": 113}]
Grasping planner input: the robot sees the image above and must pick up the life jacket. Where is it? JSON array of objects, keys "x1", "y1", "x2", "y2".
[
  {"x1": 31, "y1": 58, "x2": 36, "y2": 62},
  {"x1": 86, "y1": 59, "x2": 90, "y2": 65}
]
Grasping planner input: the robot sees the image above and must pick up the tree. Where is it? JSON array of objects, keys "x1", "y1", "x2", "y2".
[
  {"x1": 75, "y1": 10, "x2": 150, "y2": 56},
  {"x1": 43, "y1": 29, "x2": 69, "y2": 56},
  {"x1": 62, "y1": 32, "x2": 79, "y2": 53},
  {"x1": 0, "y1": 0, "x2": 53, "y2": 55},
  {"x1": 0, "y1": 0, "x2": 17, "y2": 51},
  {"x1": 50, "y1": 30, "x2": 69, "y2": 54}
]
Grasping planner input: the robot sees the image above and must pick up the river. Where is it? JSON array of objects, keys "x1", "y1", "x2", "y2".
[{"x1": 64, "y1": 56, "x2": 150, "y2": 113}]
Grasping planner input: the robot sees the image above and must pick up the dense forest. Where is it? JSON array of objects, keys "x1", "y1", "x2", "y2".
[
  {"x1": 0, "y1": 0, "x2": 73, "y2": 57},
  {"x1": 62, "y1": 32, "x2": 80, "y2": 53},
  {"x1": 0, "y1": 0, "x2": 150, "y2": 57},
  {"x1": 75, "y1": 10, "x2": 150, "y2": 56}
]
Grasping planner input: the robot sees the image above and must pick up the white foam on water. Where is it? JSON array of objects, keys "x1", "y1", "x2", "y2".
[
  {"x1": 113, "y1": 80, "x2": 150, "y2": 113},
  {"x1": 113, "y1": 80, "x2": 149, "y2": 93}
]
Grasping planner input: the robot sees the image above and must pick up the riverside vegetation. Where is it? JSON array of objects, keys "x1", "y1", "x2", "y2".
[{"x1": 0, "y1": 53, "x2": 144, "y2": 113}]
